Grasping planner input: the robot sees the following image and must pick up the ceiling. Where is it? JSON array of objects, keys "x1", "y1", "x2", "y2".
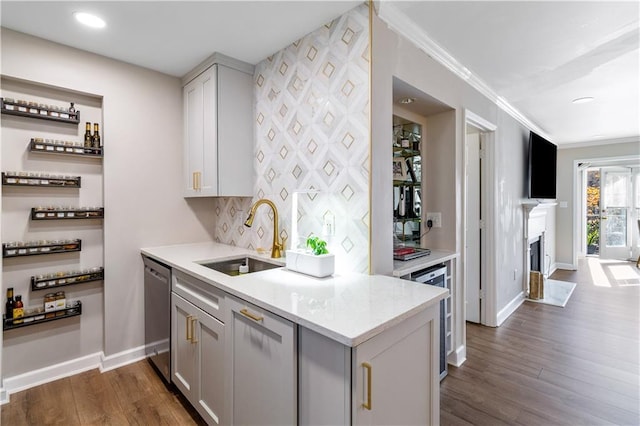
[{"x1": 1, "y1": 1, "x2": 638, "y2": 146}]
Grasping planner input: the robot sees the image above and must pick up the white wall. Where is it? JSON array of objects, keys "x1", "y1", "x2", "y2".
[
  {"x1": 371, "y1": 11, "x2": 535, "y2": 355},
  {"x1": 1, "y1": 28, "x2": 217, "y2": 377},
  {"x1": 556, "y1": 139, "x2": 640, "y2": 267}
]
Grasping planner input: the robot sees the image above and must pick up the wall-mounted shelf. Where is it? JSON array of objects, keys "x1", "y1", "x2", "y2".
[
  {"x1": 31, "y1": 207, "x2": 104, "y2": 220},
  {"x1": 3, "y1": 301, "x2": 82, "y2": 331},
  {"x1": 393, "y1": 148, "x2": 421, "y2": 158},
  {"x1": 32, "y1": 267, "x2": 104, "y2": 291},
  {"x1": 2, "y1": 172, "x2": 81, "y2": 188},
  {"x1": 29, "y1": 138, "x2": 103, "y2": 158},
  {"x1": 2, "y1": 239, "x2": 81, "y2": 258},
  {"x1": 1, "y1": 98, "x2": 80, "y2": 124}
]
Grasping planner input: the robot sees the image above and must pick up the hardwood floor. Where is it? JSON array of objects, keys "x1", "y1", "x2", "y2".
[
  {"x1": 2, "y1": 257, "x2": 638, "y2": 425},
  {"x1": 441, "y1": 257, "x2": 640, "y2": 426},
  {"x1": 1, "y1": 360, "x2": 206, "y2": 426}
]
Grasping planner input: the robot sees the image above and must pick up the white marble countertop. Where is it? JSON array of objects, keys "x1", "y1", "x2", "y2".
[
  {"x1": 141, "y1": 242, "x2": 448, "y2": 347},
  {"x1": 392, "y1": 248, "x2": 459, "y2": 277}
]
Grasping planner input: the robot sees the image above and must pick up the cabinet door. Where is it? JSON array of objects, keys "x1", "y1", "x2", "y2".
[
  {"x1": 225, "y1": 296, "x2": 296, "y2": 425},
  {"x1": 183, "y1": 66, "x2": 218, "y2": 197},
  {"x1": 353, "y1": 306, "x2": 439, "y2": 426},
  {"x1": 194, "y1": 302, "x2": 225, "y2": 425},
  {"x1": 172, "y1": 293, "x2": 225, "y2": 425},
  {"x1": 171, "y1": 293, "x2": 198, "y2": 401}
]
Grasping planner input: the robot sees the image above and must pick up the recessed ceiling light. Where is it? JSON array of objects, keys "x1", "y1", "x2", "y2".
[
  {"x1": 73, "y1": 12, "x2": 106, "y2": 29},
  {"x1": 572, "y1": 96, "x2": 594, "y2": 104},
  {"x1": 399, "y1": 97, "x2": 416, "y2": 104}
]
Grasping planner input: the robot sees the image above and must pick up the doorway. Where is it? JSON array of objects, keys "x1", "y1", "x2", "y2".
[
  {"x1": 581, "y1": 160, "x2": 640, "y2": 262},
  {"x1": 464, "y1": 110, "x2": 496, "y2": 326}
]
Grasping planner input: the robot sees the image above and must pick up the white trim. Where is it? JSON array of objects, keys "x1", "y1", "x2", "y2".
[
  {"x1": 376, "y1": 2, "x2": 548, "y2": 140},
  {"x1": 465, "y1": 110, "x2": 497, "y2": 132},
  {"x1": 497, "y1": 291, "x2": 525, "y2": 326},
  {"x1": 2, "y1": 352, "x2": 102, "y2": 402},
  {"x1": 99, "y1": 344, "x2": 147, "y2": 373},
  {"x1": 1, "y1": 346, "x2": 149, "y2": 404},
  {"x1": 447, "y1": 344, "x2": 466, "y2": 367},
  {"x1": 559, "y1": 136, "x2": 639, "y2": 150},
  {"x1": 555, "y1": 262, "x2": 577, "y2": 271}
]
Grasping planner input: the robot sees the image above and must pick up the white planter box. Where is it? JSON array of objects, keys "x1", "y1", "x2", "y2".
[{"x1": 285, "y1": 250, "x2": 335, "y2": 278}]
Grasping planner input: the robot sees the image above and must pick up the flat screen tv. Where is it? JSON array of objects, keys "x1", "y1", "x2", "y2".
[{"x1": 528, "y1": 131, "x2": 557, "y2": 199}]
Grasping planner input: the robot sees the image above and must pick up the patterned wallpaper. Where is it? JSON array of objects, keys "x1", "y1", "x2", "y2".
[{"x1": 213, "y1": 4, "x2": 370, "y2": 274}]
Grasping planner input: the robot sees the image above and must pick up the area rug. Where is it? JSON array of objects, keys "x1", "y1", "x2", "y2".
[{"x1": 527, "y1": 279, "x2": 577, "y2": 307}]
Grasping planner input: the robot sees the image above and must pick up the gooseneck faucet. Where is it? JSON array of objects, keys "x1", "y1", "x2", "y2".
[{"x1": 244, "y1": 198, "x2": 284, "y2": 258}]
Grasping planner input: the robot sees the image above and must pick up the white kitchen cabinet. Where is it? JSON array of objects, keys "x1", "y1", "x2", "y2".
[
  {"x1": 299, "y1": 304, "x2": 440, "y2": 425},
  {"x1": 225, "y1": 295, "x2": 296, "y2": 425},
  {"x1": 171, "y1": 293, "x2": 225, "y2": 425},
  {"x1": 182, "y1": 53, "x2": 254, "y2": 198}
]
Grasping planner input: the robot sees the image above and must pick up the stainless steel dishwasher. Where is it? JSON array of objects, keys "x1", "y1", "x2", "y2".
[{"x1": 143, "y1": 255, "x2": 171, "y2": 383}]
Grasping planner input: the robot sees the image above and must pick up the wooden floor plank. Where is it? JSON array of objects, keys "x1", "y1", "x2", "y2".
[{"x1": 441, "y1": 257, "x2": 640, "y2": 426}]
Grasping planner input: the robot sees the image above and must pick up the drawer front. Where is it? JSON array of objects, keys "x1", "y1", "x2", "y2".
[{"x1": 173, "y1": 270, "x2": 225, "y2": 322}]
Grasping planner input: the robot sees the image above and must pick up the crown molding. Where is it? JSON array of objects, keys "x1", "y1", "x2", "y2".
[
  {"x1": 558, "y1": 135, "x2": 640, "y2": 150},
  {"x1": 375, "y1": 2, "x2": 550, "y2": 139}
]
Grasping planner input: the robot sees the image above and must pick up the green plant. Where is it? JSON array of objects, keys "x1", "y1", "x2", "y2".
[
  {"x1": 587, "y1": 221, "x2": 600, "y2": 246},
  {"x1": 306, "y1": 235, "x2": 329, "y2": 255}
]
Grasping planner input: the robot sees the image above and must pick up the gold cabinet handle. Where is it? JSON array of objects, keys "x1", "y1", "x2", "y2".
[
  {"x1": 240, "y1": 308, "x2": 263, "y2": 322},
  {"x1": 190, "y1": 316, "x2": 198, "y2": 343},
  {"x1": 362, "y1": 362, "x2": 372, "y2": 410},
  {"x1": 196, "y1": 171, "x2": 201, "y2": 190},
  {"x1": 186, "y1": 314, "x2": 193, "y2": 341}
]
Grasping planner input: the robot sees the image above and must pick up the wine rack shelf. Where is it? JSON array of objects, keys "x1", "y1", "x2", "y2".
[
  {"x1": 1, "y1": 98, "x2": 80, "y2": 124},
  {"x1": 29, "y1": 139, "x2": 102, "y2": 158},
  {"x1": 32, "y1": 267, "x2": 104, "y2": 291},
  {"x1": 31, "y1": 207, "x2": 104, "y2": 220},
  {"x1": 2, "y1": 239, "x2": 82, "y2": 258},
  {"x1": 3, "y1": 301, "x2": 82, "y2": 331}
]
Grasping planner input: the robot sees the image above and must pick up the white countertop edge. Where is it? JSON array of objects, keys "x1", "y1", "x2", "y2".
[{"x1": 392, "y1": 249, "x2": 459, "y2": 277}]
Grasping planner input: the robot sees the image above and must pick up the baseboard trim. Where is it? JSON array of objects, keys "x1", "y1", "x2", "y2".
[
  {"x1": 555, "y1": 262, "x2": 577, "y2": 271},
  {"x1": 2, "y1": 346, "x2": 148, "y2": 404},
  {"x1": 447, "y1": 345, "x2": 466, "y2": 367},
  {"x1": 99, "y1": 345, "x2": 147, "y2": 373},
  {"x1": 2, "y1": 352, "x2": 102, "y2": 400},
  {"x1": 497, "y1": 291, "x2": 525, "y2": 326}
]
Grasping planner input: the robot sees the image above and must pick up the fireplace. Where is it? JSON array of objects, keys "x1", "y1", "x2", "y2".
[
  {"x1": 530, "y1": 238, "x2": 541, "y2": 272},
  {"x1": 523, "y1": 201, "x2": 556, "y2": 297}
]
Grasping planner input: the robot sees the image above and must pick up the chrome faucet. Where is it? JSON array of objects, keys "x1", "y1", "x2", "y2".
[{"x1": 244, "y1": 198, "x2": 284, "y2": 258}]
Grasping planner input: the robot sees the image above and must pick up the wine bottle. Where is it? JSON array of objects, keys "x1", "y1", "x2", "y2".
[
  {"x1": 84, "y1": 122, "x2": 92, "y2": 148},
  {"x1": 92, "y1": 123, "x2": 101, "y2": 148},
  {"x1": 5, "y1": 287, "x2": 14, "y2": 320},
  {"x1": 13, "y1": 295, "x2": 23, "y2": 325}
]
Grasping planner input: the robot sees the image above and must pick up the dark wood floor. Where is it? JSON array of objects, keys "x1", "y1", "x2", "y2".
[
  {"x1": 441, "y1": 257, "x2": 640, "y2": 426},
  {"x1": 2, "y1": 258, "x2": 638, "y2": 425}
]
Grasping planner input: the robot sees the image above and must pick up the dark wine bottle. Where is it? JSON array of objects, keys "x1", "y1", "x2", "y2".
[
  {"x1": 84, "y1": 122, "x2": 92, "y2": 148},
  {"x1": 5, "y1": 287, "x2": 14, "y2": 320},
  {"x1": 92, "y1": 123, "x2": 101, "y2": 148}
]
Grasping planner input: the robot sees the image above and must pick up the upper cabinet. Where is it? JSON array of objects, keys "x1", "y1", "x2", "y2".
[{"x1": 182, "y1": 54, "x2": 254, "y2": 198}]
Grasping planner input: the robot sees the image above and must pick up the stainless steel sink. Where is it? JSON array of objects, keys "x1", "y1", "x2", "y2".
[{"x1": 199, "y1": 256, "x2": 282, "y2": 276}]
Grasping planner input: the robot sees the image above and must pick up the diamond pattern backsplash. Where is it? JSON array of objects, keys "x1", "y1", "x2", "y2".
[{"x1": 213, "y1": 4, "x2": 370, "y2": 273}]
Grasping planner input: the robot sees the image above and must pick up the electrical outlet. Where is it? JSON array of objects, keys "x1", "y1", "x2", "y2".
[
  {"x1": 323, "y1": 213, "x2": 335, "y2": 236},
  {"x1": 426, "y1": 212, "x2": 442, "y2": 228}
]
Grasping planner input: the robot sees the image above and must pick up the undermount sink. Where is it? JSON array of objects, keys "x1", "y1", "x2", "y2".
[{"x1": 199, "y1": 256, "x2": 282, "y2": 276}]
